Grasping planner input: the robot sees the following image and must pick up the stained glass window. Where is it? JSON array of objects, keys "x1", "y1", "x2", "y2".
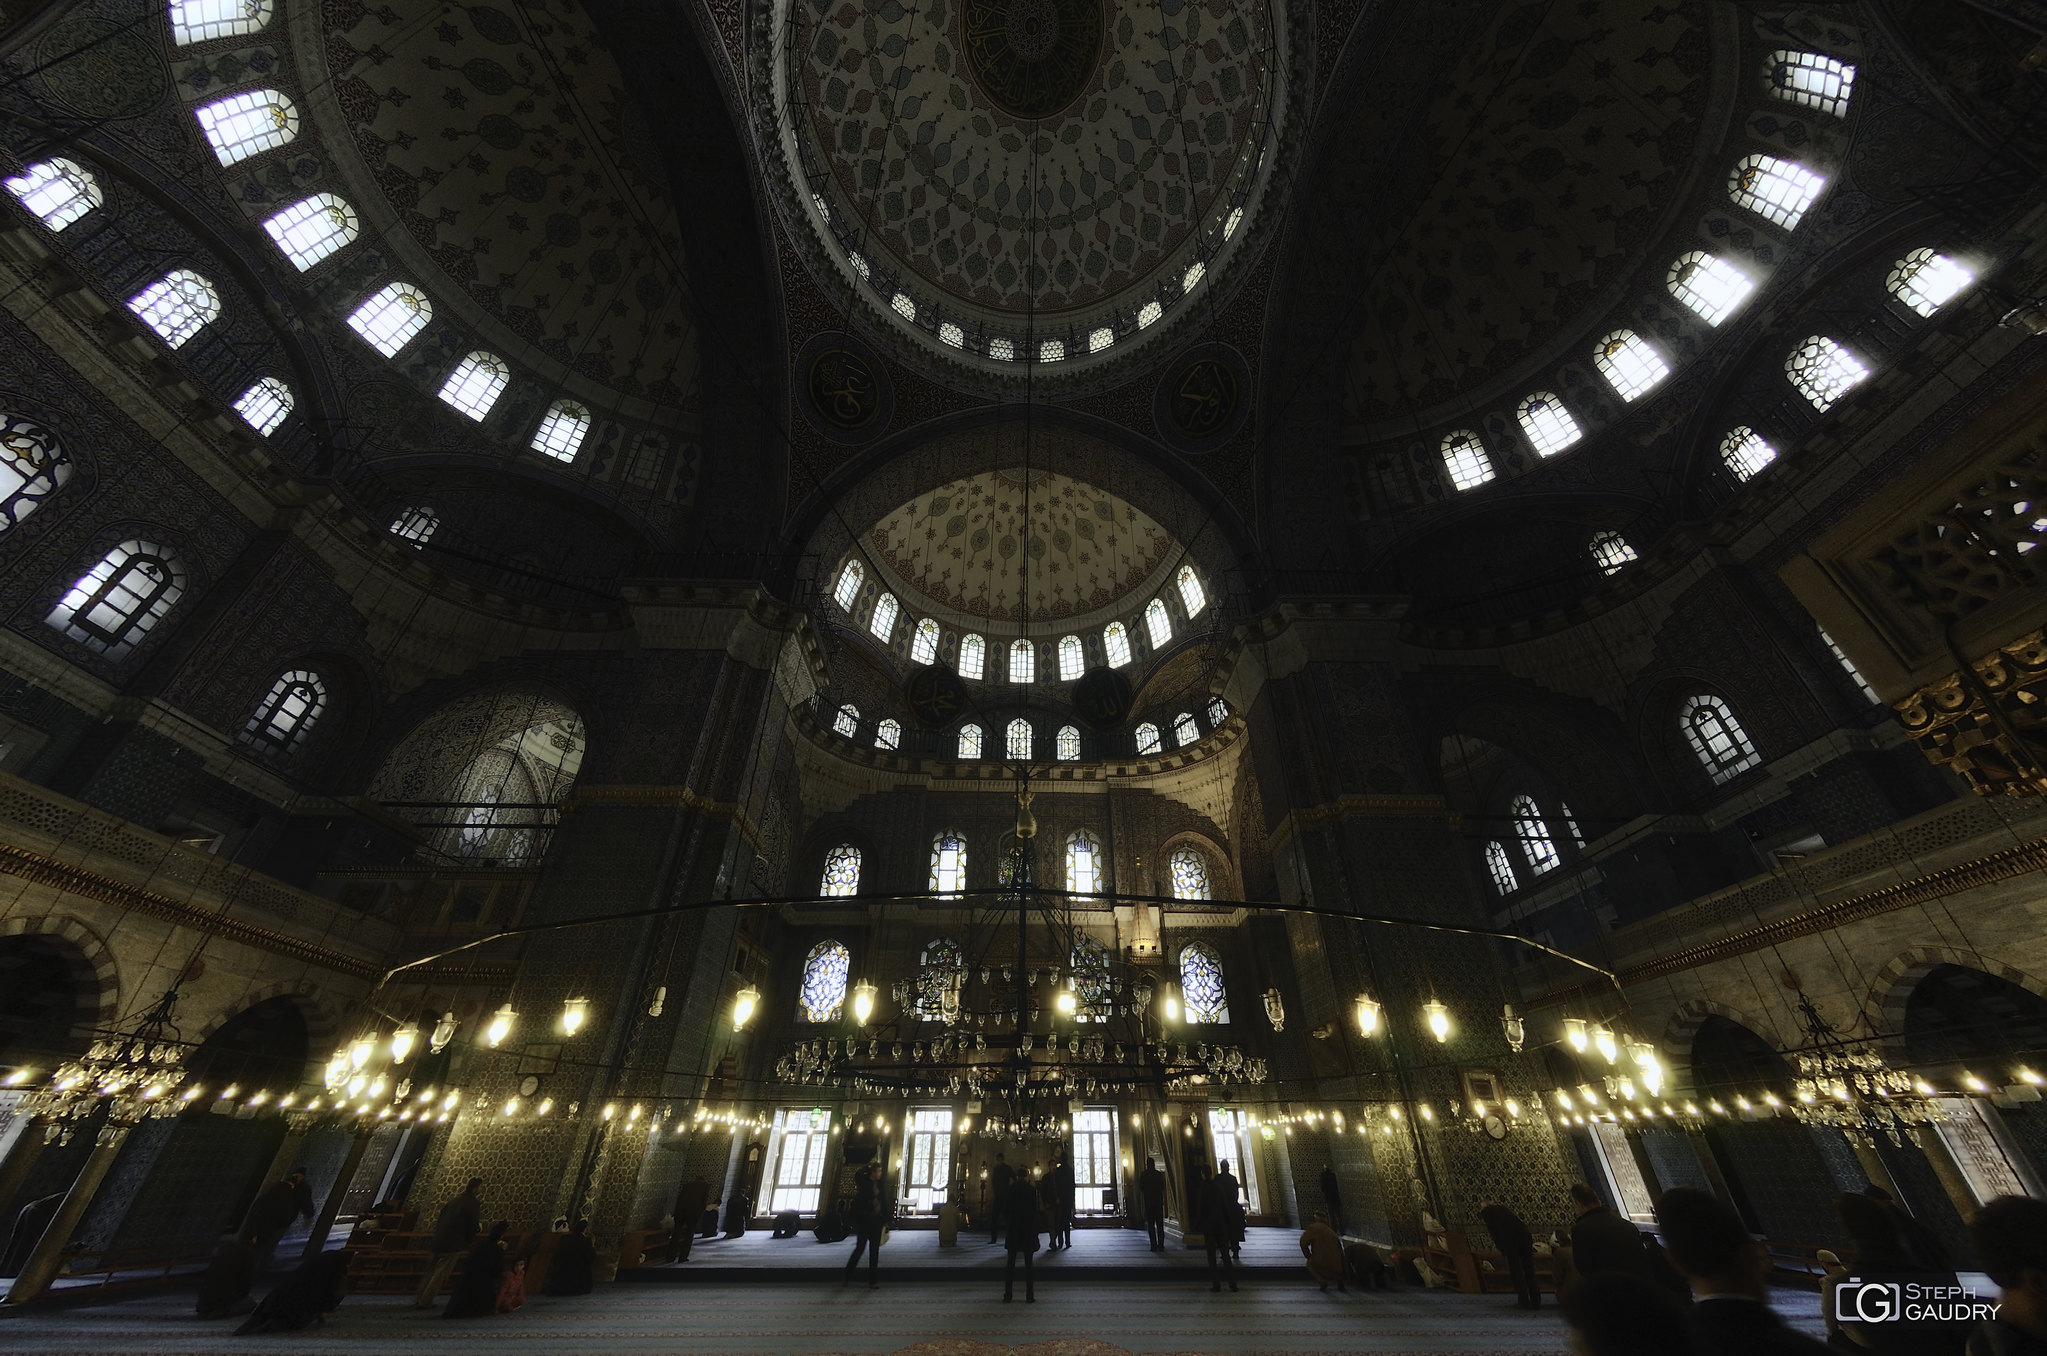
[
  {"x1": 1721, "y1": 427, "x2": 1777, "y2": 482},
  {"x1": 929, "y1": 830, "x2": 967, "y2": 898},
  {"x1": 914, "y1": 938, "x2": 964, "y2": 1021},
  {"x1": 0, "y1": 412, "x2": 74, "y2": 533},
  {"x1": 958, "y1": 723, "x2": 982, "y2": 759},
  {"x1": 1484, "y1": 840, "x2": 1515, "y2": 894},
  {"x1": 959, "y1": 633, "x2": 986, "y2": 679},
  {"x1": 1177, "y1": 565, "x2": 1207, "y2": 617},
  {"x1": 1168, "y1": 846, "x2": 1210, "y2": 901},
  {"x1": 1103, "y1": 621, "x2": 1132, "y2": 668},
  {"x1": 241, "y1": 669, "x2": 325, "y2": 752},
  {"x1": 1517, "y1": 392, "x2": 1582, "y2": 456},
  {"x1": 1178, "y1": 940, "x2": 1229, "y2": 1023},
  {"x1": 1510, "y1": 795, "x2": 1558, "y2": 874},
  {"x1": 1066, "y1": 829, "x2": 1103, "y2": 894},
  {"x1": 798, "y1": 940, "x2": 851, "y2": 1022},
  {"x1": 1730, "y1": 155, "x2": 1824, "y2": 230},
  {"x1": 1145, "y1": 598, "x2": 1172, "y2": 647},
  {"x1": 1006, "y1": 717, "x2": 1032, "y2": 759},
  {"x1": 1056, "y1": 725, "x2": 1080, "y2": 760},
  {"x1": 1058, "y1": 634, "x2": 1083, "y2": 680},
  {"x1": 832, "y1": 703, "x2": 859, "y2": 737},
  {"x1": 876, "y1": 718, "x2": 901, "y2": 750},
  {"x1": 912, "y1": 618, "x2": 940, "y2": 665},
  {"x1": 1009, "y1": 638, "x2": 1034, "y2": 683},
  {"x1": 1786, "y1": 336, "x2": 1869, "y2": 412},
  {"x1": 1593, "y1": 330, "x2": 1670, "y2": 402},
  {"x1": 439, "y1": 351, "x2": 510, "y2": 421},
  {"x1": 128, "y1": 270, "x2": 220, "y2": 349},
  {"x1": 194, "y1": 89, "x2": 299, "y2": 166},
  {"x1": 1441, "y1": 431, "x2": 1494, "y2": 491},
  {"x1": 389, "y1": 505, "x2": 438, "y2": 547},
  {"x1": 1135, "y1": 722, "x2": 1162, "y2": 755},
  {"x1": 820, "y1": 844, "x2": 861, "y2": 897},
  {"x1": 1667, "y1": 252, "x2": 1753, "y2": 326},
  {"x1": 869, "y1": 592, "x2": 898, "y2": 642},
  {"x1": 1682, "y1": 694, "x2": 1761, "y2": 784},
  {"x1": 45, "y1": 540, "x2": 186, "y2": 659},
  {"x1": 1591, "y1": 531, "x2": 1638, "y2": 575},
  {"x1": 834, "y1": 559, "x2": 864, "y2": 610},
  {"x1": 1766, "y1": 50, "x2": 1854, "y2": 117},
  {"x1": 233, "y1": 377, "x2": 293, "y2": 435},
  {"x1": 263, "y1": 193, "x2": 359, "y2": 270},
  {"x1": 5, "y1": 158, "x2": 101, "y2": 231},
  {"x1": 347, "y1": 282, "x2": 432, "y2": 356},
  {"x1": 1173, "y1": 712, "x2": 1199, "y2": 747},
  {"x1": 531, "y1": 401, "x2": 591, "y2": 462},
  {"x1": 1887, "y1": 249, "x2": 1974, "y2": 318}
]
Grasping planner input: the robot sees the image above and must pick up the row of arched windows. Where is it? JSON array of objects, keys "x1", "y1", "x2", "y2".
[
  {"x1": 831, "y1": 560, "x2": 1208, "y2": 677},
  {"x1": 812, "y1": 833, "x2": 1215, "y2": 901},
  {"x1": 824, "y1": 695, "x2": 1232, "y2": 762},
  {"x1": 792, "y1": 935, "x2": 1230, "y2": 1024}
]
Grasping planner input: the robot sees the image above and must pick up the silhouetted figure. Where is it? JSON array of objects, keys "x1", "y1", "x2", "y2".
[
  {"x1": 413, "y1": 1177, "x2": 483, "y2": 1308},
  {"x1": 543, "y1": 1220, "x2": 595, "y2": 1296},
  {"x1": 990, "y1": 1153, "x2": 1013, "y2": 1244},
  {"x1": 196, "y1": 1233, "x2": 261, "y2": 1319},
  {"x1": 1139, "y1": 1156, "x2": 1167, "y2": 1251},
  {"x1": 1560, "y1": 1271, "x2": 1691, "y2": 1355},
  {"x1": 1320, "y1": 1165, "x2": 1345, "y2": 1235},
  {"x1": 1655, "y1": 1187, "x2": 1829, "y2": 1356},
  {"x1": 1969, "y1": 1196, "x2": 2047, "y2": 1356},
  {"x1": 1302, "y1": 1213, "x2": 1346, "y2": 1291},
  {"x1": 672, "y1": 1178, "x2": 708, "y2": 1262},
  {"x1": 1479, "y1": 1199, "x2": 1540, "y2": 1309},
  {"x1": 233, "y1": 1250, "x2": 350, "y2": 1335},
  {"x1": 844, "y1": 1164, "x2": 883, "y2": 1288},
  {"x1": 443, "y1": 1221, "x2": 508, "y2": 1318},
  {"x1": 1043, "y1": 1155, "x2": 1073, "y2": 1249},
  {"x1": 246, "y1": 1168, "x2": 315, "y2": 1266},
  {"x1": 1569, "y1": 1182, "x2": 1648, "y2": 1282},
  {"x1": 1206, "y1": 1161, "x2": 1243, "y2": 1293},
  {"x1": 1835, "y1": 1192, "x2": 1966, "y2": 1355},
  {"x1": 1002, "y1": 1173, "x2": 1039, "y2": 1302},
  {"x1": 723, "y1": 1190, "x2": 750, "y2": 1238}
]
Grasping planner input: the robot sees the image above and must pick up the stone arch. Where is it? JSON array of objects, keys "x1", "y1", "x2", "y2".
[
  {"x1": 0, "y1": 913, "x2": 121, "y2": 1041},
  {"x1": 187, "y1": 980, "x2": 341, "y2": 1061},
  {"x1": 1862, "y1": 944, "x2": 2047, "y2": 1070},
  {"x1": 1158, "y1": 829, "x2": 1236, "y2": 901},
  {"x1": 1658, "y1": 995, "x2": 1785, "y2": 1080},
  {"x1": 182, "y1": 993, "x2": 314, "y2": 1095}
]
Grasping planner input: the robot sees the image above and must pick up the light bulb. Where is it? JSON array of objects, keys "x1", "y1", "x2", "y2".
[
  {"x1": 1354, "y1": 994, "x2": 1382, "y2": 1036},
  {"x1": 1162, "y1": 986, "x2": 1181, "y2": 1024},
  {"x1": 561, "y1": 997, "x2": 590, "y2": 1037},
  {"x1": 1056, "y1": 990, "x2": 1077, "y2": 1015},
  {"x1": 1422, "y1": 999, "x2": 1451, "y2": 1042},
  {"x1": 851, "y1": 980, "x2": 877, "y2": 1026},
  {"x1": 348, "y1": 1036, "x2": 376, "y2": 1070},
  {"x1": 1563, "y1": 1017, "x2": 1588, "y2": 1052},
  {"x1": 733, "y1": 985, "x2": 760, "y2": 1031},
  {"x1": 485, "y1": 1004, "x2": 516, "y2": 1048},
  {"x1": 1592, "y1": 1025, "x2": 1618, "y2": 1064},
  {"x1": 389, "y1": 1022, "x2": 419, "y2": 1064}
]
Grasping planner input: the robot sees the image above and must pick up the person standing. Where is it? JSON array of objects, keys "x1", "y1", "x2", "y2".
[
  {"x1": 1478, "y1": 1199, "x2": 1541, "y2": 1309},
  {"x1": 672, "y1": 1178, "x2": 708, "y2": 1262},
  {"x1": 1045, "y1": 1154, "x2": 1073, "y2": 1249},
  {"x1": 844, "y1": 1163, "x2": 883, "y2": 1289},
  {"x1": 1568, "y1": 1183, "x2": 1648, "y2": 1282},
  {"x1": 1319, "y1": 1165, "x2": 1345, "y2": 1236},
  {"x1": 413, "y1": 1177, "x2": 483, "y2": 1309},
  {"x1": 1139, "y1": 1156, "x2": 1168, "y2": 1252},
  {"x1": 1206, "y1": 1161, "x2": 1243, "y2": 1293},
  {"x1": 246, "y1": 1167, "x2": 316, "y2": 1268},
  {"x1": 1003, "y1": 1170, "x2": 1040, "y2": 1303},
  {"x1": 990, "y1": 1153, "x2": 1014, "y2": 1245}
]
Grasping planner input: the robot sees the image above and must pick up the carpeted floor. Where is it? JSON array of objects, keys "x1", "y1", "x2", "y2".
[{"x1": 0, "y1": 1281, "x2": 1830, "y2": 1356}]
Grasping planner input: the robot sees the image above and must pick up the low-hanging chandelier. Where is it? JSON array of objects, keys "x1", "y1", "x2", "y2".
[
  {"x1": 20, "y1": 986, "x2": 191, "y2": 1146},
  {"x1": 1785, "y1": 993, "x2": 1945, "y2": 1147}
]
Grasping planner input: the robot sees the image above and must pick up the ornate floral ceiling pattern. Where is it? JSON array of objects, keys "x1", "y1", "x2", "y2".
[
  {"x1": 314, "y1": 0, "x2": 698, "y2": 405},
  {"x1": 1341, "y1": 0, "x2": 1713, "y2": 423},
  {"x1": 867, "y1": 468, "x2": 1178, "y2": 623}
]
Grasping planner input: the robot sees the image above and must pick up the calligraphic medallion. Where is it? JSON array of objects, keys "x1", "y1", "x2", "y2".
[
  {"x1": 1153, "y1": 342, "x2": 1251, "y2": 454},
  {"x1": 796, "y1": 331, "x2": 894, "y2": 444},
  {"x1": 1071, "y1": 666, "x2": 1133, "y2": 732},
  {"x1": 905, "y1": 665, "x2": 969, "y2": 729}
]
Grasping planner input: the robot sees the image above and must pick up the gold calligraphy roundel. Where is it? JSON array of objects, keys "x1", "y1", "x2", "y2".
[
  {"x1": 958, "y1": 0, "x2": 1104, "y2": 121},
  {"x1": 1153, "y1": 342, "x2": 1251, "y2": 454},
  {"x1": 797, "y1": 332, "x2": 894, "y2": 443}
]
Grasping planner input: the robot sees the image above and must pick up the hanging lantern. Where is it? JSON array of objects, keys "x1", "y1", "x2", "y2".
[
  {"x1": 348, "y1": 1035, "x2": 377, "y2": 1069},
  {"x1": 560, "y1": 997, "x2": 590, "y2": 1037},
  {"x1": 428, "y1": 1011, "x2": 459, "y2": 1053},
  {"x1": 1562, "y1": 1017, "x2": 1588, "y2": 1052},
  {"x1": 1422, "y1": 1000, "x2": 1451, "y2": 1043},
  {"x1": 484, "y1": 1004, "x2": 517, "y2": 1048},
  {"x1": 1592, "y1": 1024, "x2": 1618, "y2": 1064},
  {"x1": 1160, "y1": 982, "x2": 1181, "y2": 1024},
  {"x1": 389, "y1": 1022, "x2": 420, "y2": 1064},
  {"x1": 1500, "y1": 1004, "x2": 1525, "y2": 1054},
  {"x1": 1354, "y1": 993, "x2": 1383, "y2": 1036},
  {"x1": 851, "y1": 980, "x2": 877, "y2": 1026},
  {"x1": 732, "y1": 985, "x2": 760, "y2": 1031}
]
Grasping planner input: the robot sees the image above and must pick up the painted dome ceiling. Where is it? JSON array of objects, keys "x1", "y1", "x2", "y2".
[
  {"x1": 771, "y1": 0, "x2": 1285, "y2": 372},
  {"x1": 866, "y1": 468, "x2": 1180, "y2": 625},
  {"x1": 1341, "y1": 0, "x2": 1715, "y2": 427},
  {"x1": 308, "y1": 0, "x2": 697, "y2": 410}
]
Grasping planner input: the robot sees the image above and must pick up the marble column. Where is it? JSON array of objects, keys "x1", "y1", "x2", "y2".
[{"x1": 5, "y1": 1122, "x2": 132, "y2": 1303}]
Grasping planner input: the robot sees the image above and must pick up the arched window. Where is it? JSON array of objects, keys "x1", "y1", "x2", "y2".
[
  {"x1": 1729, "y1": 155, "x2": 1825, "y2": 230},
  {"x1": 5, "y1": 158, "x2": 101, "y2": 231},
  {"x1": 233, "y1": 377, "x2": 293, "y2": 435},
  {"x1": 1177, "y1": 565, "x2": 1207, "y2": 618},
  {"x1": 1593, "y1": 330, "x2": 1669, "y2": 402},
  {"x1": 1682, "y1": 694, "x2": 1761, "y2": 784},
  {"x1": 1207, "y1": 696, "x2": 1228, "y2": 726},
  {"x1": 929, "y1": 830, "x2": 968, "y2": 899},
  {"x1": 262, "y1": 193, "x2": 358, "y2": 270},
  {"x1": 1441, "y1": 431, "x2": 1494, "y2": 491},
  {"x1": 1819, "y1": 628, "x2": 1879, "y2": 703},
  {"x1": 1089, "y1": 326, "x2": 1114, "y2": 353},
  {"x1": 1720, "y1": 427, "x2": 1777, "y2": 482},
  {"x1": 833, "y1": 559, "x2": 864, "y2": 611},
  {"x1": 389, "y1": 505, "x2": 438, "y2": 547},
  {"x1": 1145, "y1": 598, "x2": 1172, "y2": 648},
  {"x1": 1168, "y1": 845, "x2": 1211, "y2": 901},
  {"x1": 958, "y1": 723, "x2": 983, "y2": 759},
  {"x1": 1765, "y1": 51, "x2": 1854, "y2": 119},
  {"x1": 869, "y1": 592, "x2": 899, "y2": 642},
  {"x1": 1510, "y1": 795, "x2": 1558, "y2": 874},
  {"x1": 439, "y1": 351, "x2": 511, "y2": 420},
  {"x1": 1058, "y1": 634, "x2": 1084, "y2": 681},
  {"x1": 1071, "y1": 935, "x2": 1111, "y2": 1020},
  {"x1": 194, "y1": 89, "x2": 299, "y2": 165},
  {"x1": 1066, "y1": 829, "x2": 1102, "y2": 894},
  {"x1": 128, "y1": 270, "x2": 219, "y2": 349},
  {"x1": 241, "y1": 669, "x2": 325, "y2": 753},
  {"x1": 1009, "y1": 638, "x2": 1034, "y2": 683},
  {"x1": 531, "y1": 400, "x2": 591, "y2": 462},
  {"x1": 1177, "y1": 940, "x2": 1229, "y2": 1022},
  {"x1": 45, "y1": 540, "x2": 186, "y2": 658},
  {"x1": 1183, "y1": 260, "x2": 1206, "y2": 293},
  {"x1": 1516, "y1": 392, "x2": 1582, "y2": 457},
  {"x1": 1103, "y1": 621, "x2": 1132, "y2": 668},
  {"x1": 1138, "y1": 300, "x2": 1163, "y2": 328},
  {"x1": 622, "y1": 431, "x2": 667, "y2": 489},
  {"x1": 832, "y1": 703, "x2": 860, "y2": 737},
  {"x1": 1172, "y1": 712, "x2": 1199, "y2": 747},
  {"x1": 1887, "y1": 249, "x2": 1974, "y2": 318},
  {"x1": 876, "y1": 718, "x2": 901, "y2": 750},
  {"x1": 959, "y1": 633, "x2": 986, "y2": 680},
  {"x1": 891, "y1": 292, "x2": 917, "y2": 321},
  {"x1": 1786, "y1": 336, "x2": 1869, "y2": 412},
  {"x1": 1667, "y1": 252, "x2": 1753, "y2": 326},
  {"x1": 939, "y1": 321, "x2": 964, "y2": 347},
  {"x1": 911, "y1": 618, "x2": 940, "y2": 665},
  {"x1": 0, "y1": 413, "x2": 73, "y2": 532},
  {"x1": 988, "y1": 336, "x2": 1014, "y2": 361},
  {"x1": 1056, "y1": 725, "x2": 1080, "y2": 760},
  {"x1": 1039, "y1": 337, "x2": 1065, "y2": 363},
  {"x1": 1484, "y1": 841, "x2": 1516, "y2": 895},
  {"x1": 820, "y1": 844, "x2": 861, "y2": 897},
  {"x1": 798, "y1": 940, "x2": 851, "y2": 1022},
  {"x1": 347, "y1": 282, "x2": 432, "y2": 356},
  {"x1": 170, "y1": 0, "x2": 272, "y2": 44},
  {"x1": 913, "y1": 937, "x2": 965, "y2": 1020},
  {"x1": 1006, "y1": 717, "x2": 1032, "y2": 759},
  {"x1": 1590, "y1": 531, "x2": 1637, "y2": 575},
  {"x1": 1135, "y1": 722, "x2": 1162, "y2": 755}
]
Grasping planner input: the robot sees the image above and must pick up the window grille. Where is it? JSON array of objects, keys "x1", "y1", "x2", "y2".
[
  {"x1": 958, "y1": 724, "x2": 983, "y2": 759},
  {"x1": 1135, "y1": 722, "x2": 1161, "y2": 755},
  {"x1": 5, "y1": 159, "x2": 101, "y2": 231},
  {"x1": 1765, "y1": 50, "x2": 1854, "y2": 118},
  {"x1": 1887, "y1": 249, "x2": 1974, "y2": 318},
  {"x1": 869, "y1": 593, "x2": 898, "y2": 642},
  {"x1": 241, "y1": 669, "x2": 325, "y2": 752},
  {"x1": 262, "y1": 194, "x2": 359, "y2": 270},
  {"x1": 1006, "y1": 718, "x2": 1032, "y2": 759},
  {"x1": 1591, "y1": 531, "x2": 1638, "y2": 575},
  {"x1": 929, "y1": 831, "x2": 968, "y2": 898},
  {"x1": 45, "y1": 540, "x2": 186, "y2": 658},
  {"x1": 1720, "y1": 427, "x2": 1777, "y2": 482},
  {"x1": 1441, "y1": 431, "x2": 1494, "y2": 491},
  {"x1": 1145, "y1": 598, "x2": 1172, "y2": 647},
  {"x1": 170, "y1": 0, "x2": 272, "y2": 43},
  {"x1": 1178, "y1": 940, "x2": 1229, "y2": 1021},
  {"x1": 959, "y1": 633, "x2": 986, "y2": 679},
  {"x1": 833, "y1": 559, "x2": 863, "y2": 610},
  {"x1": 531, "y1": 401, "x2": 591, "y2": 462},
  {"x1": 1682, "y1": 694, "x2": 1762, "y2": 783},
  {"x1": 1510, "y1": 795, "x2": 1559, "y2": 874},
  {"x1": 194, "y1": 89, "x2": 299, "y2": 165},
  {"x1": 911, "y1": 618, "x2": 940, "y2": 665},
  {"x1": 820, "y1": 844, "x2": 861, "y2": 896},
  {"x1": 389, "y1": 505, "x2": 438, "y2": 547},
  {"x1": 1009, "y1": 638, "x2": 1034, "y2": 683},
  {"x1": 1058, "y1": 634, "x2": 1083, "y2": 681},
  {"x1": 1667, "y1": 252, "x2": 1752, "y2": 326},
  {"x1": 0, "y1": 413, "x2": 73, "y2": 532},
  {"x1": 1103, "y1": 621, "x2": 1132, "y2": 668},
  {"x1": 876, "y1": 718, "x2": 901, "y2": 750},
  {"x1": 1729, "y1": 154, "x2": 1825, "y2": 230},
  {"x1": 832, "y1": 704, "x2": 859, "y2": 737},
  {"x1": 347, "y1": 283, "x2": 432, "y2": 356},
  {"x1": 798, "y1": 941, "x2": 850, "y2": 1022},
  {"x1": 1517, "y1": 392, "x2": 1582, "y2": 456},
  {"x1": 233, "y1": 377, "x2": 293, "y2": 435},
  {"x1": 128, "y1": 270, "x2": 220, "y2": 349},
  {"x1": 1593, "y1": 330, "x2": 1670, "y2": 402},
  {"x1": 1785, "y1": 336, "x2": 1869, "y2": 412},
  {"x1": 1056, "y1": 725, "x2": 1081, "y2": 761},
  {"x1": 438, "y1": 351, "x2": 511, "y2": 421}
]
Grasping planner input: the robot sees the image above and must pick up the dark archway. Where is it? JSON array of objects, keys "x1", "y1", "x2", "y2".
[
  {"x1": 1690, "y1": 1015, "x2": 1794, "y2": 1100},
  {"x1": 1902, "y1": 964, "x2": 2047, "y2": 1074},
  {"x1": 1690, "y1": 1016, "x2": 1854, "y2": 1244},
  {"x1": 0, "y1": 936, "x2": 95, "y2": 1069},
  {"x1": 185, "y1": 996, "x2": 310, "y2": 1098}
]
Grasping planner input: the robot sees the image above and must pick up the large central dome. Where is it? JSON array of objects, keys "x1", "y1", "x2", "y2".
[{"x1": 769, "y1": 0, "x2": 1285, "y2": 373}]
